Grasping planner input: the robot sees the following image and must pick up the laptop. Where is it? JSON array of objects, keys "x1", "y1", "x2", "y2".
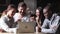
[{"x1": 17, "y1": 21, "x2": 36, "y2": 33}]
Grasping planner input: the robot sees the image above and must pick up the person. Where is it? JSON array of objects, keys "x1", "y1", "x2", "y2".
[
  {"x1": 41, "y1": 3, "x2": 60, "y2": 34},
  {"x1": 35, "y1": 7, "x2": 43, "y2": 32},
  {"x1": 29, "y1": 14, "x2": 36, "y2": 22},
  {"x1": 0, "y1": 4, "x2": 17, "y2": 33},
  {"x1": 1, "y1": 10, "x2": 7, "y2": 17},
  {"x1": 13, "y1": 2, "x2": 29, "y2": 22}
]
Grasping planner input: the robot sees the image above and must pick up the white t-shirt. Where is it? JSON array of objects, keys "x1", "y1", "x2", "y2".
[{"x1": 13, "y1": 13, "x2": 30, "y2": 22}]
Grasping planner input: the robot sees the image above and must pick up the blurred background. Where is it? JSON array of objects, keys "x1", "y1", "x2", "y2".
[{"x1": 0, "y1": 0, "x2": 60, "y2": 16}]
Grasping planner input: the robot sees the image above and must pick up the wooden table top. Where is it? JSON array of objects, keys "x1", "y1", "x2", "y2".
[{"x1": 0, "y1": 32, "x2": 45, "y2": 34}]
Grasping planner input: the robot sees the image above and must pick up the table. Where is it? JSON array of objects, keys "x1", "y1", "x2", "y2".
[{"x1": 0, "y1": 32, "x2": 45, "y2": 34}]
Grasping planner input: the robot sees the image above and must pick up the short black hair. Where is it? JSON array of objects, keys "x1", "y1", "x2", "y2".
[{"x1": 30, "y1": 14, "x2": 36, "y2": 17}]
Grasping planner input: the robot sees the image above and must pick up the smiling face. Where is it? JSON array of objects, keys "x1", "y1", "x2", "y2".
[
  {"x1": 18, "y1": 6, "x2": 26, "y2": 15},
  {"x1": 7, "y1": 8, "x2": 16, "y2": 18},
  {"x1": 43, "y1": 8, "x2": 48, "y2": 18},
  {"x1": 36, "y1": 9, "x2": 40, "y2": 17}
]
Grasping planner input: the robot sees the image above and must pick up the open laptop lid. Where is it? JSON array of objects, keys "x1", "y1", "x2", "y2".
[{"x1": 17, "y1": 21, "x2": 36, "y2": 33}]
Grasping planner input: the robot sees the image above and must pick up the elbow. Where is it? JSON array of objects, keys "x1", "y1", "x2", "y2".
[
  {"x1": 4, "y1": 28, "x2": 11, "y2": 32},
  {"x1": 51, "y1": 29, "x2": 56, "y2": 33},
  {"x1": 41, "y1": 28, "x2": 47, "y2": 33},
  {"x1": 41, "y1": 29, "x2": 56, "y2": 33}
]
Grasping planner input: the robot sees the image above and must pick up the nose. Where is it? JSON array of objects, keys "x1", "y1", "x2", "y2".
[
  {"x1": 44, "y1": 14, "x2": 47, "y2": 16},
  {"x1": 12, "y1": 13, "x2": 15, "y2": 16},
  {"x1": 21, "y1": 10, "x2": 23, "y2": 12}
]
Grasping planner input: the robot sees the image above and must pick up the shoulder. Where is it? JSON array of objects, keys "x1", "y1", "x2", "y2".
[
  {"x1": 44, "y1": 19, "x2": 50, "y2": 21},
  {"x1": 43, "y1": 19, "x2": 50, "y2": 24},
  {"x1": 14, "y1": 13, "x2": 19, "y2": 16},
  {"x1": 0, "y1": 15, "x2": 8, "y2": 22},
  {"x1": 13, "y1": 13, "x2": 20, "y2": 18},
  {"x1": 53, "y1": 13, "x2": 59, "y2": 17},
  {"x1": 0, "y1": 15, "x2": 7, "y2": 20},
  {"x1": 53, "y1": 13, "x2": 60, "y2": 19}
]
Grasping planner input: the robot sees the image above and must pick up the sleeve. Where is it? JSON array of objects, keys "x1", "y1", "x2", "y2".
[
  {"x1": 0, "y1": 18, "x2": 17, "y2": 33},
  {"x1": 41, "y1": 19, "x2": 49, "y2": 29},
  {"x1": 41, "y1": 16, "x2": 60, "y2": 33},
  {"x1": 13, "y1": 13, "x2": 19, "y2": 22},
  {"x1": 41, "y1": 28, "x2": 55, "y2": 33},
  {"x1": 41, "y1": 19, "x2": 55, "y2": 33},
  {"x1": 22, "y1": 17, "x2": 30, "y2": 22},
  {"x1": 51, "y1": 16, "x2": 60, "y2": 31},
  {"x1": 53, "y1": 16, "x2": 60, "y2": 26}
]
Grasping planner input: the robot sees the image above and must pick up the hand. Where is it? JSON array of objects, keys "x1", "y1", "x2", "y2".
[
  {"x1": 51, "y1": 25, "x2": 58, "y2": 30},
  {"x1": 36, "y1": 17, "x2": 39, "y2": 22},
  {"x1": 0, "y1": 29, "x2": 3, "y2": 32},
  {"x1": 38, "y1": 24, "x2": 41, "y2": 28},
  {"x1": 17, "y1": 15, "x2": 23, "y2": 22},
  {"x1": 19, "y1": 15, "x2": 23, "y2": 20},
  {"x1": 12, "y1": 28, "x2": 17, "y2": 33}
]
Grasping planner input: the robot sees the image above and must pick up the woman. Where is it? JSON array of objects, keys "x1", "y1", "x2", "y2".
[
  {"x1": 35, "y1": 7, "x2": 43, "y2": 32},
  {"x1": 0, "y1": 4, "x2": 17, "y2": 33}
]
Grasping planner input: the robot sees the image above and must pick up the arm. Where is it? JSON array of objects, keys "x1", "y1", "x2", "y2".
[
  {"x1": 50, "y1": 16, "x2": 60, "y2": 31},
  {"x1": 41, "y1": 16, "x2": 60, "y2": 33},
  {"x1": 41, "y1": 19, "x2": 54, "y2": 33},
  {"x1": 36, "y1": 17, "x2": 41, "y2": 28},
  {"x1": 41, "y1": 19, "x2": 49, "y2": 28},
  {"x1": 41, "y1": 28, "x2": 55, "y2": 33},
  {"x1": 41, "y1": 21, "x2": 55, "y2": 33},
  {"x1": 0, "y1": 18, "x2": 17, "y2": 33}
]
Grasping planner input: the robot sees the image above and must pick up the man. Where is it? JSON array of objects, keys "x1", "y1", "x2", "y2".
[
  {"x1": 41, "y1": 3, "x2": 60, "y2": 34},
  {"x1": 13, "y1": 2, "x2": 29, "y2": 22}
]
